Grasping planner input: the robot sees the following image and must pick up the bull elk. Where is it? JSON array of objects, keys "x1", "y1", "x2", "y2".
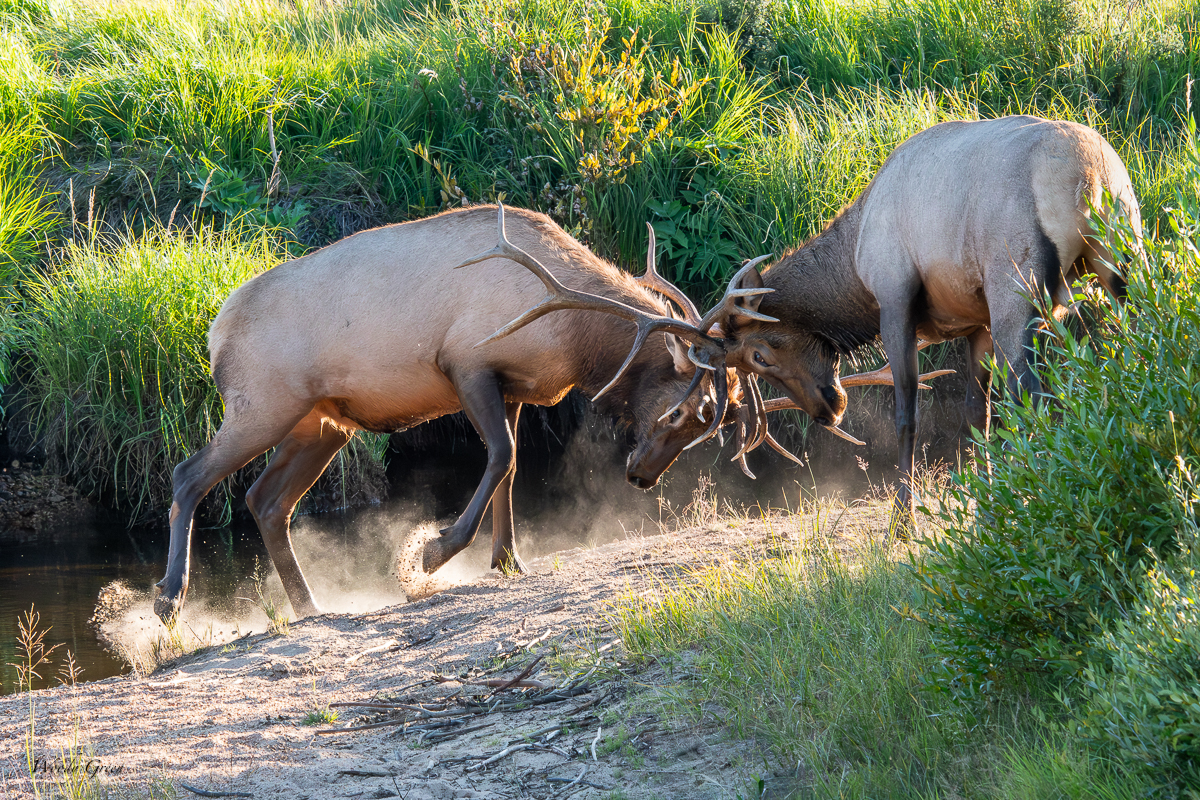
[
  {"x1": 154, "y1": 203, "x2": 803, "y2": 624},
  {"x1": 715, "y1": 115, "x2": 1143, "y2": 522}
]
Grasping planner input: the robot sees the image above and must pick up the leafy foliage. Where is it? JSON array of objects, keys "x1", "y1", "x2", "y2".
[
  {"x1": 1078, "y1": 551, "x2": 1200, "y2": 790},
  {"x1": 647, "y1": 174, "x2": 741, "y2": 287}
]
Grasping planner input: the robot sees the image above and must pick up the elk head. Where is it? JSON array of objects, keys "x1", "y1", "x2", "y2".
[
  {"x1": 712, "y1": 264, "x2": 849, "y2": 426},
  {"x1": 710, "y1": 260, "x2": 954, "y2": 437}
]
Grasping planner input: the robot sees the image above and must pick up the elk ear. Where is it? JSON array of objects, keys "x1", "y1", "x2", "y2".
[
  {"x1": 732, "y1": 264, "x2": 766, "y2": 316},
  {"x1": 664, "y1": 332, "x2": 691, "y2": 373}
]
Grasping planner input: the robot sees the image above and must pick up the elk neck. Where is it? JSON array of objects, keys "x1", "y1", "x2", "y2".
[
  {"x1": 761, "y1": 202, "x2": 880, "y2": 354},
  {"x1": 570, "y1": 290, "x2": 673, "y2": 420}
]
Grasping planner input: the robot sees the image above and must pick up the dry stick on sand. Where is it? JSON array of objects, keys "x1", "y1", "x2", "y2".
[
  {"x1": 547, "y1": 773, "x2": 612, "y2": 792},
  {"x1": 547, "y1": 767, "x2": 590, "y2": 799},
  {"x1": 466, "y1": 743, "x2": 535, "y2": 772},
  {"x1": 491, "y1": 654, "x2": 545, "y2": 693},
  {"x1": 591, "y1": 725, "x2": 603, "y2": 762},
  {"x1": 345, "y1": 639, "x2": 400, "y2": 665}
]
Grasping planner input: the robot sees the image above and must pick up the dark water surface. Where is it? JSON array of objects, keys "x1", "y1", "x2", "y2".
[{"x1": 0, "y1": 521, "x2": 274, "y2": 695}]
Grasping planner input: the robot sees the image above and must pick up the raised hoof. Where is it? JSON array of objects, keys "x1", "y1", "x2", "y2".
[
  {"x1": 153, "y1": 585, "x2": 184, "y2": 626},
  {"x1": 422, "y1": 530, "x2": 454, "y2": 575},
  {"x1": 290, "y1": 601, "x2": 321, "y2": 619}
]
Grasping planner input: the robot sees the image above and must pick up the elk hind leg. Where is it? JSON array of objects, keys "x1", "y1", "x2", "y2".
[
  {"x1": 423, "y1": 372, "x2": 515, "y2": 574},
  {"x1": 964, "y1": 328, "x2": 994, "y2": 439},
  {"x1": 244, "y1": 411, "x2": 353, "y2": 619},
  {"x1": 490, "y1": 402, "x2": 525, "y2": 573},
  {"x1": 155, "y1": 403, "x2": 312, "y2": 624}
]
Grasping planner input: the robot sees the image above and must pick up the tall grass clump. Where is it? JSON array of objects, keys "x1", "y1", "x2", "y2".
[
  {"x1": 916, "y1": 125, "x2": 1200, "y2": 703},
  {"x1": 14, "y1": 227, "x2": 275, "y2": 519}
]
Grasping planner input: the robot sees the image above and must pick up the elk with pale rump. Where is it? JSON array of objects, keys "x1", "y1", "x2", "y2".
[
  {"x1": 710, "y1": 115, "x2": 1143, "y2": 524},
  {"x1": 154, "y1": 203, "x2": 811, "y2": 624}
]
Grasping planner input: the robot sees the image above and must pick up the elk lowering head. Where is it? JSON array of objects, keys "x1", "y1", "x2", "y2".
[
  {"x1": 469, "y1": 207, "x2": 837, "y2": 482},
  {"x1": 712, "y1": 257, "x2": 892, "y2": 430},
  {"x1": 459, "y1": 207, "x2": 774, "y2": 486}
]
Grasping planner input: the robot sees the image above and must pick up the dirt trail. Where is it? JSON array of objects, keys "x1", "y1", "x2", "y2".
[{"x1": 0, "y1": 506, "x2": 891, "y2": 800}]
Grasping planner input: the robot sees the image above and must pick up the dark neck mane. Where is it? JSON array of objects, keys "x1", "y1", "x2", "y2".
[{"x1": 760, "y1": 203, "x2": 880, "y2": 354}]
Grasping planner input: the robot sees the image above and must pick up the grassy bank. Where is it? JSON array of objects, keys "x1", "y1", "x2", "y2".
[
  {"x1": 0, "y1": 0, "x2": 1195, "y2": 277},
  {"x1": 616, "y1": 516, "x2": 1153, "y2": 798}
]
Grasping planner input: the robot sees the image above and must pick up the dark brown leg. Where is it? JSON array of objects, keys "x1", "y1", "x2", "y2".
[
  {"x1": 965, "y1": 328, "x2": 993, "y2": 439},
  {"x1": 154, "y1": 403, "x2": 311, "y2": 624},
  {"x1": 244, "y1": 411, "x2": 352, "y2": 619},
  {"x1": 423, "y1": 372, "x2": 516, "y2": 573},
  {"x1": 490, "y1": 402, "x2": 525, "y2": 573}
]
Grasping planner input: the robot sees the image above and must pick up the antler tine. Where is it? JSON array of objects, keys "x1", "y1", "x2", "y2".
[
  {"x1": 764, "y1": 431, "x2": 804, "y2": 465},
  {"x1": 732, "y1": 374, "x2": 768, "y2": 460},
  {"x1": 461, "y1": 203, "x2": 721, "y2": 401},
  {"x1": 824, "y1": 425, "x2": 866, "y2": 446},
  {"x1": 733, "y1": 418, "x2": 756, "y2": 479},
  {"x1": 657, "y1": 366, "x2": 706, "y2": 422},
  {"x1": 683, "y1": 364, "x2": 728, "y2": 450},
  {"x1": 636, "y1": 223, "x2": 703, "y2": 326},
  {"x1": 697, "y1": 255, "x2": 778, "y2": 334},
  {"x1": 840, "y1": 362, "x2": 956, "y2": 390},
  {"x1": 759, "y1": 395, "x2": 865, "y2": 446}
]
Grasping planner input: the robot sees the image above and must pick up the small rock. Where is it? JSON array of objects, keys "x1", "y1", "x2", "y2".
[{"x1": 47, "y1": 493, "x2": 64, "y2": 503}]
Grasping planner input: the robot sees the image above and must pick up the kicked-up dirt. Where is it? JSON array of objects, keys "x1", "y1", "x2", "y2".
[{"x1": 0, "y1": 504, "x2": 896, "y2": 800}]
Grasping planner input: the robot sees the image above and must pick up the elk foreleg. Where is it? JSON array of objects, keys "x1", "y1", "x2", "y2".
[
  {"x1": 490, "y1": 402, "x2": 526, "y2": 573},
  {"x1": 244, "y1": 412, "x2": 353, "y2": 619},
  {"x1": 154, "y1": 405, "x2": 310, "y2": 625},
  {"x1": 423, "y1": 372, "x2": 516, "y2": 574},
  {"x1": 881, "y1": 295, "x2": 921, "y2": 534}
]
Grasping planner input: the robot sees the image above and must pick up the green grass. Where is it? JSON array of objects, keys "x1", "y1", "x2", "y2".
[
  {"x1": 615, "y1": 511, "x2": 1157, "y2": 798},
  {"x1": 0, "y1": 0, "x2": 1192, "y2": 274}
]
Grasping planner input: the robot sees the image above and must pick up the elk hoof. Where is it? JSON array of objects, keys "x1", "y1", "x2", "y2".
[
  {"x1": 491, "y1": 552, "x2": 528, "y2": 575},
  {"x1": 422, "y1": 535, "x2": 452, "y2": 574},
  {"x1": 153, "y1": 587, "x2": 183, "y2": 627}
]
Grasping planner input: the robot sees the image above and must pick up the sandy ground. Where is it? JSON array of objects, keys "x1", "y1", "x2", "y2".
[{"x1": 0, "y1": 504, "x2": 894, "y2": 800}]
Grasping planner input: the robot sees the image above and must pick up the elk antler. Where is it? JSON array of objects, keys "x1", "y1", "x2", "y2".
[
  {"x1": 697, "y1": 256, "x2": 778, "y2": 333},
  {"x1": 635, "y1": 223, "x2": 703, "y2": 326},
  {"x1": 757, "y1": 363, "x2": 954, "y2": 447},
  {"x1": 759, "y1": 396, "x2": 867, "y2": 446},
  {"x1": 456, "y1": 202, "x2": 724, "y2": 403},
  {"x1": 840, "y1": 341, "x2": 955, "y2": 390}
]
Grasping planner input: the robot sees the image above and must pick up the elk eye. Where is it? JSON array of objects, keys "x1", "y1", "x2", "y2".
[
  {"x1": 753, "y1": 351, "x2": 769, "y2": 367},
  {"x1": 669, "y1": 409, "x2": 682, "y2": 422}
]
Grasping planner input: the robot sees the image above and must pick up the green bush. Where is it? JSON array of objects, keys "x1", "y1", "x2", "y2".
[
  {"x1": 1077, "y1": 549, "x2": 1200, "y2": 790},
  {"x1": 915, "y1": 129, "x2": 1200, "y2": 697}
]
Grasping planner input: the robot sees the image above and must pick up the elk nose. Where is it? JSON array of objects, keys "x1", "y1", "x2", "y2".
[
  {"x1": 820, "y1": 385, "x2": 840, "y2": 407},
  {"x1": 628, "y1": 474, "x2": 655, "y2": 490}
]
